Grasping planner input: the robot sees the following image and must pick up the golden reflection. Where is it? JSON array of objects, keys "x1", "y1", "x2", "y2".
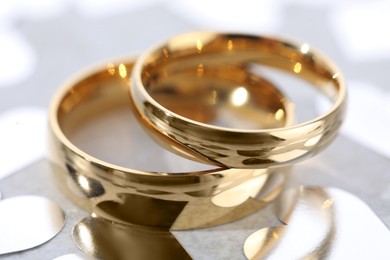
[
  {"x1": 196, "y1": 38, "x2": 203, "y2": 53},
  {"x1": 209, "y1": 90, "x2": 217, "y2": 105},
  {"x1": 78, "y1": 175, "x2": 90, "y2": 191},
  {"x1": 231, "y1": 87, "x2": 249, "y2": 106},
  {"x1": 163, "y1": 48, "x2": 169, "y2": 58},
  {"x1": 197, "y1": 63, "x2": 204, "y2": 77},
  {"x1": 131, "y1": 33, "x2": 347, "y2": 169},
  {"x1": 275, "y1": 109, "x2": 284, "y2": 121},
  {"x1": 72, "y1": 217, "x2": 191, "y2": 260},
  {"x1": 293, "y1": 62, "x2": 302, "y2": 74},
  {"x1": 211, "y1": 174, "x2": 268, "y2": 207},
  {"x1": 148, "y1": 64, "x2": 291, "y2": 129},
  {"x1": 118, "y1": 64, "x2": 127, "y2": 78},
  {"x1": 244, "y1": 187, "x2": 334, "y2": 260},
  {"x1": 322, "y1": 198, "x2": 333, "y2": 209},
  {"x1": 50, "y1": 59, "x2": 290, "y2": 234},
  {"x1": 227, "y1": 40, "x2": 233, "y2": 51},
  {"x1": 332, "y1": 72, "x2": 340, "y2": 79},
  {"x1": 76, "y1": 222, "x2": 94, "y2": 251},
  {"x1": 106, "y1": 63, "x2": 115, "y2": 75},
  {"x1": 269, "y1": 149, "x2": 307, "y2": 162},
  {"x1": 289, "y1": 53, "x2": 297, "y2": 60},
  {"x1": 304, "y1": 135, "x2": 322, "y2": 147},
  {"x1": 300, "y1": 43, "x2": 310, "y2": 54}
]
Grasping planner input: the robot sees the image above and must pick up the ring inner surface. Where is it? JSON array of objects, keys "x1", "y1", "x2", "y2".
[
  {"x1": 57, "y1": 65, "x2": 133, "y2": 138},
  {"x1": 140, "y1": 34, "x2": 341, "y2": 130},
  {"x1": 56, "y1": 63, "x2": 214, "y2": 172},
  {"x1": 146, "y1": 65, "x2": 292, "y2": 129}
]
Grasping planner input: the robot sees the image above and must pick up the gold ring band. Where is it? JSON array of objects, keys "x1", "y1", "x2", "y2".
[
  {"x1": 131, "y1": 32, "x2": 347, "y2": 168},
  {"x1": 48, "y1": 58, "x2": 291, "y2": 230}
]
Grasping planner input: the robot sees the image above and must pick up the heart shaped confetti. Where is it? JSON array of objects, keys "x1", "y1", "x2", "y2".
[
  {"x1": 244, "y1": 187, "x2": 390, "y2": 259},
  {"x1": 0, "y1": 195, "x2": 65, "y2": 255},
  {"x1": 0, "y1": 107, "x2": 47, "y2": 180}
]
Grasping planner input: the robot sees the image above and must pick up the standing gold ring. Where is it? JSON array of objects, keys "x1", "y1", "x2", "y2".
[
  {"x1": 130, "y1": 32, "x2": 347, "y2": 168},
  {"x1": 48, "y1": 58, "x2": 292, "y2": 230}
]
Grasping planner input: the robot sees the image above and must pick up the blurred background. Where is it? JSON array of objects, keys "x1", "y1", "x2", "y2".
[
  {"x1": 1, "y1": 0, "x2": 390, "y2": 218},
  {"x1": 1, "y1": 0, "x2": 389, "y2": 180},
  {"x1": 1, "y1": 0, "x2": 390, "y2": 258}
]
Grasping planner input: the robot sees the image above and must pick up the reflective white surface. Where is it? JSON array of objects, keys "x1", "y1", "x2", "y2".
[
  {"x1": 0, "y1": 195, "x2": 65, "y2": 255},
  {"x1": 244, "y1": 187, "x2": 390, "y2": 259},
  {"x1": 0, "y1": 107, "x2": 47, "y2": 180}
]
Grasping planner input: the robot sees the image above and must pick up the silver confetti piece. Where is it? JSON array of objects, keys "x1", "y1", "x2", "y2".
[
  {"x1": 244, "y1": 187, "x2": 390, "y2": 259},
  {"x1": 0, "y1": 195, "x2": 65, "y2": 255}
]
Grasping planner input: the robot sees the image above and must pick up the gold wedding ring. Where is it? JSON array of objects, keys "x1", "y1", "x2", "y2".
[
  {"x1": 48, "y1": 58, "x2": 292, "y2": 230},
  {"x1": 131, "y1": 32, "x2": 347, "y2": 168}
]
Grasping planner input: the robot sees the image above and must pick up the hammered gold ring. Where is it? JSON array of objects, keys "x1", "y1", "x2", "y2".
[
  {"x1": 130, "y1": 32, "x2": 347, "y2": 169},
  {"x1": 48, "y1": 58, "x2": 291, "y2": 230}
]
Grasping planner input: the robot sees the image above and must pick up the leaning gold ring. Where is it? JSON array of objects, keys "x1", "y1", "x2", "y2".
[
  {"x1": 130, "y1": 32, "x2": 347, "y2": 169},
  {"x1": 48, "y1": 58, "x2": 292, "y2": 230}
]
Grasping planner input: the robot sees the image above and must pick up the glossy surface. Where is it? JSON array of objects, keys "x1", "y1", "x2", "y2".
[
  {"x1": 53, "y1": 253, "x2": 97, "y2": 260},
  {"x1": 72, "y1": 216, "x2": 191, "y2": 260},
  {"x1": 131, "y1": 32, "x2": 347, "y2": 168},
  {"x1": 147, "y1": 64, "x2": 293, "y2": 129},
  {"x1": 48, "y1": 59, "x2": 291, "y2": 230},
  {"x1": 0, "y1": 195, "x2": 65, "y2": 255},
  {"x1": 244, "y1": 187, "x2": 390, "y2": 259}
]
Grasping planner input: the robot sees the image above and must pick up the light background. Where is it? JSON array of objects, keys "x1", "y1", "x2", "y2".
[{"x1": 0, "y1": 0, "x2": 390, "y2": 259}]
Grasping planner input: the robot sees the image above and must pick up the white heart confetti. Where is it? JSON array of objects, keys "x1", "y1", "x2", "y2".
[
  {"x1": 244, "y1": 187, "x2": 390, "y2": 259},
  {"x1": 0, "y1": 195, "x2": 65, "y2": 255},
  {"x1": 0, "y1": 107, "x2": 47, "y2": 180}
]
